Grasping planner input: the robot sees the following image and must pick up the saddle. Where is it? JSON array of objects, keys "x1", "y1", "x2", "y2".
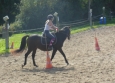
[{"x1": 41, "y1": 33, "x2": 57, "y2": 45}]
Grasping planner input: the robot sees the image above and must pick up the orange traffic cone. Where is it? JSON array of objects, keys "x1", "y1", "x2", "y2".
[
  {"x1": 10, "y1": 42, "x2": 14, "y2": 49},
  {"x1": 95, "y1": 37, "x2": 100, "y2": 51},
  {"x1": 46, "y1": 51, "x2": 53, "y2": 69}
]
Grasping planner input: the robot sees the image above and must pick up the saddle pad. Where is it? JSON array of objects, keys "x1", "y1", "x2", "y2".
[{"x1": 41, "y1": 37, "x2": 50, "y2": 45}]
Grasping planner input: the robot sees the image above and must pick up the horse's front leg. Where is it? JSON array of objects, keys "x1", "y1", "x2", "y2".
[
  {"x1": 32, "y1": 49, "x2": 38, "y2": 67},
  {"x1": 51, "y1": 48, "x2": 57, "y2": 61},
  {"x1": 58, "y1": 48, "x2": 69, "y2": 65}
]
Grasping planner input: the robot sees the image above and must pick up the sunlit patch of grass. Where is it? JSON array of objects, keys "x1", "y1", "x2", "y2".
[
  {"x1": 71, "y1": 21, "x2": 115, "y2": 34},
  {"x1": 0, "y1": 32, "x2": 42, "y2": 54},
  {"x1": 0, "y1": 33, "x2": 26, "y2": 54},
  {"x1": 9, "y1": 33, "x2": 26, "y2": 49},
  {"x1": 71, "y1": 26, "x2": 90, "y2": 34}
]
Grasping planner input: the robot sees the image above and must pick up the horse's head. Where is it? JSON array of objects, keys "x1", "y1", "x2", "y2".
[{"x1": 63, "y1": 26, "x2": 71, "y2": 40}]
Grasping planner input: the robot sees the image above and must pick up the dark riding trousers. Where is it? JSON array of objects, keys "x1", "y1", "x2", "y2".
[{"x1": 43, "y1": 30, "x2": 55, "y2": 39}]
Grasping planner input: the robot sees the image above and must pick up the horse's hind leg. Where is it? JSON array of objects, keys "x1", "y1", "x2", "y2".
[
  {"x1": 58, "y1": 48, "x2": 69, "y2": 65},
  {"x1": 22, "y1": 49, "x2": 32, "y2": 68},
  {"x1": 32, "y1": 49, "x2": 38, "y2": 67}
]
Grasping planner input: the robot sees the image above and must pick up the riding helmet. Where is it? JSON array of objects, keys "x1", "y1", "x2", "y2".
[{"x1": 47, "y1": 14, "x2": 54, "y2": 20}]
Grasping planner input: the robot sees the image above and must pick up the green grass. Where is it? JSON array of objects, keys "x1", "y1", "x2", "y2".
[
  {"x1": 0, "y1": 33, "x2": 26, "y2": 54},
  {"x1": 71, "y1": 25, "x2": 90, "y2": 34},
  {"x1": 0, "y1": 19, "x2": 115, "y2": 54},
  {"x1": 70, "y1": 24, "x2": 115, "y2": 34},
  {"x1": 0, "y1": 32, "x2": 42, "y2": 54}
]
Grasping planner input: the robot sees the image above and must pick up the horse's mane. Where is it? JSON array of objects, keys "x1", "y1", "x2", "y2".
[
  {"x1": 51, "y1": 28, "x2": 64, "y2": 34},
  {"x1": 55, "y1": 26, "x2": 70, "y2": 34},
  {"x1": 40, "y1": 26, "x2": 70, "y2": 37}
]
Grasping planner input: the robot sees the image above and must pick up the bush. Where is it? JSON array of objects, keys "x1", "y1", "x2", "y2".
[
  {"x1": 0, "y1": 20, "x2": 23, "y2": 38},
  {"x1": 9, "y1": 20, "x2": 23, "y2": 31}
]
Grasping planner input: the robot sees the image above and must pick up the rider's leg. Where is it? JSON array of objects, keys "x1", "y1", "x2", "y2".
[
  {"x1": 49, "y1": 38, "x2": 55, "y2": 46},
  {"x1": 48, "y1": 35, "x2": 55, "y2": 49},
  {"x1": 44, "y1": 30, "x2": 55, "y2": 50}
]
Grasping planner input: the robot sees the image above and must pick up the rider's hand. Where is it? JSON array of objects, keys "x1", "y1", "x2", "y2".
[{"x1": 56, "y1": 28, "x2": 59, "y2": 32}]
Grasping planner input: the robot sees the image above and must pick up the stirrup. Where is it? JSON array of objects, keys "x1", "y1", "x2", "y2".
[{"x1": 48, "y1": 46, "x2": 53, "y2": 50}]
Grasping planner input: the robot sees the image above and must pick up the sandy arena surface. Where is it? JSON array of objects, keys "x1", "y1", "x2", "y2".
[{"x1": 1, "y1": 26, "x2": 115, "y2": 83}]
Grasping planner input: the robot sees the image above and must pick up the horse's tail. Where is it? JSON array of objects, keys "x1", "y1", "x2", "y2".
[{"x1": 14, "y1": 35, "x2": 29, "y2": 53}]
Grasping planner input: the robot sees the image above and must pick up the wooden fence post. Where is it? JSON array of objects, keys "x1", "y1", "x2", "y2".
[
  {"x1": 3, "y1": 16, "x2": 9, "y2": 49},
  {"x1": 90, "y1": 9, "x2": 92, "y2": 28}
]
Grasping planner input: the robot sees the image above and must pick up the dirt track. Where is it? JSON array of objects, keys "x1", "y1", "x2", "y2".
[{"x1": 1, "y1": 26, "x2": 115, "y2": 83}]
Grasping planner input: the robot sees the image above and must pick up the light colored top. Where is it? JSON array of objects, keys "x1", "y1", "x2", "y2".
[
  {"x1": 44, "y1": 20, "x2": 53, "y2": 31},
  {"x1": 44, "y1": 20, "x2": 58, "y2": 31},
  {"x1": 44, "y1": 23, "x2": 51, "y2": 31}
]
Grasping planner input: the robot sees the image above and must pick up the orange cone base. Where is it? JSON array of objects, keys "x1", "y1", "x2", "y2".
[
  {"x1": 46, "y1": 54, "x2": 53, "y2": 69},
  {"x1": 10, "y1": 42, "x2": 14, "y2": 49},
  {"x1": 46, "y1": 63, "x2": 53, "y2": 69},
  {"x1": 95, "y1": 46, "x2": 100, "y2": 51}
]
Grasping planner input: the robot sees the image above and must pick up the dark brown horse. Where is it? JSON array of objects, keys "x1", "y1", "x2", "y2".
[{"x1": 14, "y1": 26, "x2": 71, "y2": 68}]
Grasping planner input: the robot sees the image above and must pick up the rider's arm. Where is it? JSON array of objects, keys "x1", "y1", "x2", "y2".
[{"x1": 48, "y1": 21, "x2": 58, "y2": 31}]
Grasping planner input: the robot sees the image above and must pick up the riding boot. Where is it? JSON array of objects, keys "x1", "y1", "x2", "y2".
[{"x1": 48, "y1": 39, "x2": 55, "y2": 50}]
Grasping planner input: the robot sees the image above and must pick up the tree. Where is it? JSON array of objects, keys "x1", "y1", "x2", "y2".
[
  {"x1": 0, "y1": 0, "x2": 20, "y2": 25},
  {"x1": 10, "y1": 0, "x2": 115, "y2": 30},
  {"x1": 16, "y1": 0, "x2": 58, "y2": 29}
]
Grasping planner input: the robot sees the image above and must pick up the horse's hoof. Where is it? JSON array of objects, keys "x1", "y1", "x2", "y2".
[
  {"x1": 35, "y1": 65, "x2": 38, "y2": 67},
  {"x1": 22, "y1": 65, "x2": 24, "y2": 68},
  {"x1": 34, "y1": 65, "x2": 38, "y2": 67}
]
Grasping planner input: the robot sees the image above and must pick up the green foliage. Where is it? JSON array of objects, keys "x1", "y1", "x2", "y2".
[
  {"x1": 0, "y1": 21, "x2": 22, "y2": 34},
  {"x1": 0, "y1": 0, "x2": 115, "y2": 31},
  {"x1": 9, "y1": 20, "x2": 23, "y2": 31},
  {"x1": 0, "y1": 0, "x2": 20, "y2": 25},
  {"x1": 16, "y1": 0, "x2": 58, "y2": 29},
  {"x1": 16, "y1": 0, "x2": 90, "y2": 29}
]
